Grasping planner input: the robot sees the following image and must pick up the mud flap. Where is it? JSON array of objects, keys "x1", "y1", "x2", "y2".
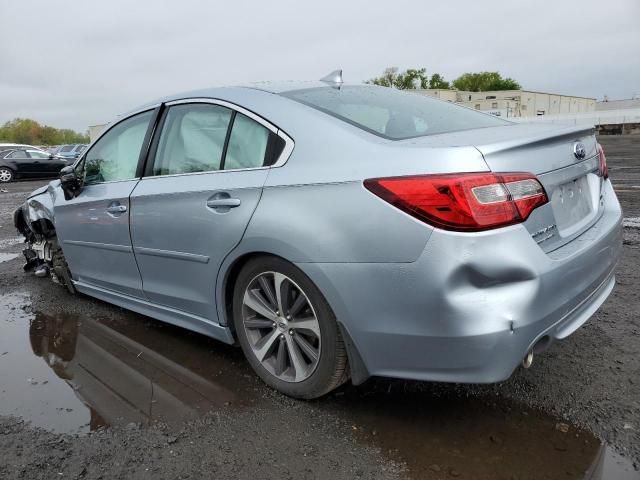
[{"x1": 337, "y1": 322, "x2": 370, "y2": 386}]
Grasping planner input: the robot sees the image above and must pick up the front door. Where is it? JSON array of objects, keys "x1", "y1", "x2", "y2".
[
  {"x1": 25, "y1": 149, "x2": 66, "y2": 176},
  {"x1": 5, "y1": 149, "x2": 37, "y2": 176},
  {"x1": 53, "y1": 110, "x2": 155, "y2": 298},
  {"x1": 130, "y1": 101, "x2": 282, "y2": 322}
]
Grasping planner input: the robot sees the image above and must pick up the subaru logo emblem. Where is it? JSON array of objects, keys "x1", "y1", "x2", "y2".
[{"x1": 573, "y1": 142, "x2": 586, "y2": 160}]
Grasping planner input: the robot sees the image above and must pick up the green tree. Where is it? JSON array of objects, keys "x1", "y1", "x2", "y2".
[
  {"x1": 429, "y1": 73, "x2": 450, "y2": 89},
  {"x1": 367, "y1": 67, "x2": 430, "y2": 90},
  {"x1": 452, "y1": 72, "x2": 521, "y2": 92},
  {"x1": 0, "y1": 118, "x2": 89, "y2": 145},
  {"x1": 367, "y1": 67, "x2": 398, "y2": 88},
  {"x1": 367, "y1": 67, "x2": 453, "y2": 90}
]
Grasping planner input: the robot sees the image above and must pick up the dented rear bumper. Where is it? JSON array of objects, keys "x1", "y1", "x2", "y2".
[{"x1": 297, "y1": 180, "x2": 623, "y2": 383}]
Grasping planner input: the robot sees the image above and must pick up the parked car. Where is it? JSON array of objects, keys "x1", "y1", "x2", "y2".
[
  {"x1": 56, "y1": 144, "x2": 87, "y2": 160},
  {"x1": 13, "y1": 73, "x2": 622, "y2": 399},
  {"x1": 0, "y1": 148, "x2": 70, "y2": 182}
]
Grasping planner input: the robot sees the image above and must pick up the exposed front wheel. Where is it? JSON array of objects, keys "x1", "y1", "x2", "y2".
[
  {"x1": 0, "y1": 167, "x2": 14, "y2": 183},
  {"x1": 233, "y1": 256, "x2": 348, "y2": 399}
]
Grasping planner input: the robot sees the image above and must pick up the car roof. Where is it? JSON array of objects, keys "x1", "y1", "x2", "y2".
[
  {"x1": 120, "y1": 82, "x2": 369, "y2": 120},
  {"x1": 239, "y1": 80, "x2": 337, "y2": 94},
  {"x1": 0, "y1": 143, "x2": 45, "y2": 151}
]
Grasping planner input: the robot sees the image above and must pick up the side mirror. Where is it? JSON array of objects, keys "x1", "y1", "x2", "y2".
[
  {"x1": 59, "y1": 166, "x2": 82, "y2": 200},
  {"x1": 48, "y1": 154, "x2": 54, "y2": 159}
]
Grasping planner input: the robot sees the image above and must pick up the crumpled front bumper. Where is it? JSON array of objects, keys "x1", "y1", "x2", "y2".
[{"x1": 298, "y1": 180, "x2": 623, "y2": 383}]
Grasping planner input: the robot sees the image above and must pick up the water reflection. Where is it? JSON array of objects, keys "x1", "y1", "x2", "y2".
[{"x1": 16, "y1": 305, "x2": 256, "y2": 432}]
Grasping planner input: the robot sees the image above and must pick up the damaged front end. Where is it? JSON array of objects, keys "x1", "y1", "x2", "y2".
[{"x1": 14, "y1": 189, "x2": 75, "y2": 294}]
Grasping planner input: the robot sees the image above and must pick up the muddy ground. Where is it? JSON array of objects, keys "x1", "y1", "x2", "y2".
[{"x1": 0, "y1": 136, "x2": 638, "y2": 479}]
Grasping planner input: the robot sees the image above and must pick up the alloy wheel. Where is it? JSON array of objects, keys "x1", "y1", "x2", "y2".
[
  {"x1": 242, "y1": 271, "x2": 321, "y2": 383},
  {"x1": 0, "y1": 168, "x2": 12, "y2": 182}
]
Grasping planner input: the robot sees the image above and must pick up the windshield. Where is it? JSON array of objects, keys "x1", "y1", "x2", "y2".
[{"x1": 281, "y1": 86, "x2": 510, "y2": 140}]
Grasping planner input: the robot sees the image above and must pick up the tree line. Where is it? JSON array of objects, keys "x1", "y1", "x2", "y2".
[
  {"x1": 367, "y1": 67, "x2": 521, "y2": 92},
  {"x1": 0, "y1": 118, "x2": 89, "y2": 146}
]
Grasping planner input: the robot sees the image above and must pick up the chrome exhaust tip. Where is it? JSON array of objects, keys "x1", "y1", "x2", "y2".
[{"x1": 522, "y1": 351, "x2": 534, "y2": 369}]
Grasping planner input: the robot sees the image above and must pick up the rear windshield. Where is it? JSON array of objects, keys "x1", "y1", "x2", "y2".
[
  {"x1": 281, "y1": 86, "x2": 510, "y2": 140},
  {"x1": 60, "y1": 145, "x2": 75, "y2": 152}
]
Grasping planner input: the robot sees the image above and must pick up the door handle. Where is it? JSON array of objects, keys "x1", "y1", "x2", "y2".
[
  {"x1": 106, "y1": 204, "x2": 127, "y2": 214},
  {"x1": 206, "y1": 198, "x2": 241, "y2": 208}
]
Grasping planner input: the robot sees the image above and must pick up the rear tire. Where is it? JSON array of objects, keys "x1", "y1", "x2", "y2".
[
  {"x1": 0, "y1": 167, "x2": 13, "y2": 183},
  {"x1": 233, "y1": 256, "x2": 348, "y2": 399}
]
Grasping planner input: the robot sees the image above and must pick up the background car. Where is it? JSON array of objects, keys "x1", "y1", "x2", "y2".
[
  {"x1": 0, "y1": 148, "x2": 70, "y2": 182},
  {"x1": 55, "y1": 144, "x2": 87, "y2": 160}
]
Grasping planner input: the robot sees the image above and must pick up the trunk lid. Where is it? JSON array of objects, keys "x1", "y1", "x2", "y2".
[
  {"x1": 472, "y1": 124, "x2": 602, "y2": 252},
  {"x1": 397, "y1": 123, "x2": 603, "y2": 252}
]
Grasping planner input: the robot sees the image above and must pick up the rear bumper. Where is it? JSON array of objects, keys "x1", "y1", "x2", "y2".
[{"x1": 298, "y1": 180, "x2": 623, "y2": 383}]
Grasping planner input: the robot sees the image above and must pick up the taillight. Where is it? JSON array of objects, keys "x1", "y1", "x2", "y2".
[
  {"x1": 597, "y1": 143, "x2": 608, "y2": 179},
  {"x1": 363, "y1": 172, "x2": 548, "y2": 232}
]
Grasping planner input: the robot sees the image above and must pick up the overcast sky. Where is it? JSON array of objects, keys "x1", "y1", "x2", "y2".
[{"x1": 1, "y1": 0, "x2": 638, "y2": 132}]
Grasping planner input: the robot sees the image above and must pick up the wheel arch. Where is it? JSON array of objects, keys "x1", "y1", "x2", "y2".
[{"x1": 216, "y1": 248, "x2": 370, "y2": 385}]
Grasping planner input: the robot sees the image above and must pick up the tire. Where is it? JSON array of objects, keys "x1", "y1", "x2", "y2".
[
  {"x1": 51, "y1": 245, "x2": 76, "y2": 294},
  {"x1": 233, "y1": 256, "x2": 349, "y2": 399},
  {"x1": 0, "y1": 167, "x2": 13, "y2": 183}
]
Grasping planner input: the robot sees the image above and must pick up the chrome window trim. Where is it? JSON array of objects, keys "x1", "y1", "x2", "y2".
[
  {"x1": 141, "y1": 98, "x2": 294, "y2": 178},
  {"x1": 78, "y1": 98, "x2": 295, "y2": 185},
  {"x1": 140, "y1": 165, "x2": 271, "y2": 181},
  {"x1": 275, "y1": 129, "x2": 294, "y2": 168}
]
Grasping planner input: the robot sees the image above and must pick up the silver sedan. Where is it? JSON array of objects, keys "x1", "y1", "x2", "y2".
[{"x1": 14, "y1": 74, "x2": 622, "y2": 398}]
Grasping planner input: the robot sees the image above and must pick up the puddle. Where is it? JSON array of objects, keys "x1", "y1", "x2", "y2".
[
  {"x1": 0, "y1": 292, "x2": 257, "y2": 434},
  {"x1": 0, "y1": 252, "x2": 19, "y2": 263},
  {"x1": 0, "y1": 236, "x2": 23, "y2": 249},
  {"x1": 333, "y1": 388, "x2": 639, "y2": 479},
  {"x1": 0, "y1": 291, "x2": 638, "y2": 479}
]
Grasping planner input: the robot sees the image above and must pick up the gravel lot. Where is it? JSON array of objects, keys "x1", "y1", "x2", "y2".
[{"x1": 0, "y1": 136, "x2": 638, "y2": 479}]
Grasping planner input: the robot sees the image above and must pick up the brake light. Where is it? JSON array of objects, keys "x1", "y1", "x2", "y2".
[
  {"x1": 597, "y1": 143, "x2": 608, "y2": 179},
  {"x1": 364, "y1": 172, "x2": 548, "y2": 232}
]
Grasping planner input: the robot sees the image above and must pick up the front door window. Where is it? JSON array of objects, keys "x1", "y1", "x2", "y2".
[{"x1": 83, "y1": 111, "x2": 153, "y2": 183}]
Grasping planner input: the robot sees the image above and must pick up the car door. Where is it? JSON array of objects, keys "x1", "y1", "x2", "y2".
[
  {"x1": 53, "y1": 109, "x2": 156, "y2": 298},
  {"x1": 5, "y1": 149, "x2": 35, "y2": 176},
  {"x1": 25, "y1": 150, "x2": 63, "y2": 176},
  {"x1": 129, "y1": 100, "x2": 289, "y2": 323}
]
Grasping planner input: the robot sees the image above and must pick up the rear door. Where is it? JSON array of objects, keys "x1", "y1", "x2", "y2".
[
  {"x1": 53, "y1": 110, "x2": 156, "y2": 297},
  {"x1": 130, "y1": 100, "x2": 289, "y2": 322}
]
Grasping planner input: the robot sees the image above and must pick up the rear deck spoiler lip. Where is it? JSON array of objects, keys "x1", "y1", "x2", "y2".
[{"x1": 474, "y1": 124, "x2": 596, "y2": 156}]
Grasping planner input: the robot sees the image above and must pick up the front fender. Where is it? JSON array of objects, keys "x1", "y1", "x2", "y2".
[{"x1": 16, "y1": 181, "x2": 61, "y2": 237}]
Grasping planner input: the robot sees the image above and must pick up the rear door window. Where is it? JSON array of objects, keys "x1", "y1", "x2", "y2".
[
  {"x1": 149, "y1": 103, "x2": 286, "y2": 176},
  {"x1": 152, "y1": 104, "x2": 233, "y2": 176},
  {"x1": 224, "y1": 113, "x2": 270, "y2": 170}
]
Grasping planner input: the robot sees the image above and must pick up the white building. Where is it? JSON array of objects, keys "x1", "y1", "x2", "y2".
[
  {"x1": 412, "y1": 89, "x2": 596, "y2": 118},
  {"x1": 88, "y1": 124, "x2": 107, "y2": 143}
]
